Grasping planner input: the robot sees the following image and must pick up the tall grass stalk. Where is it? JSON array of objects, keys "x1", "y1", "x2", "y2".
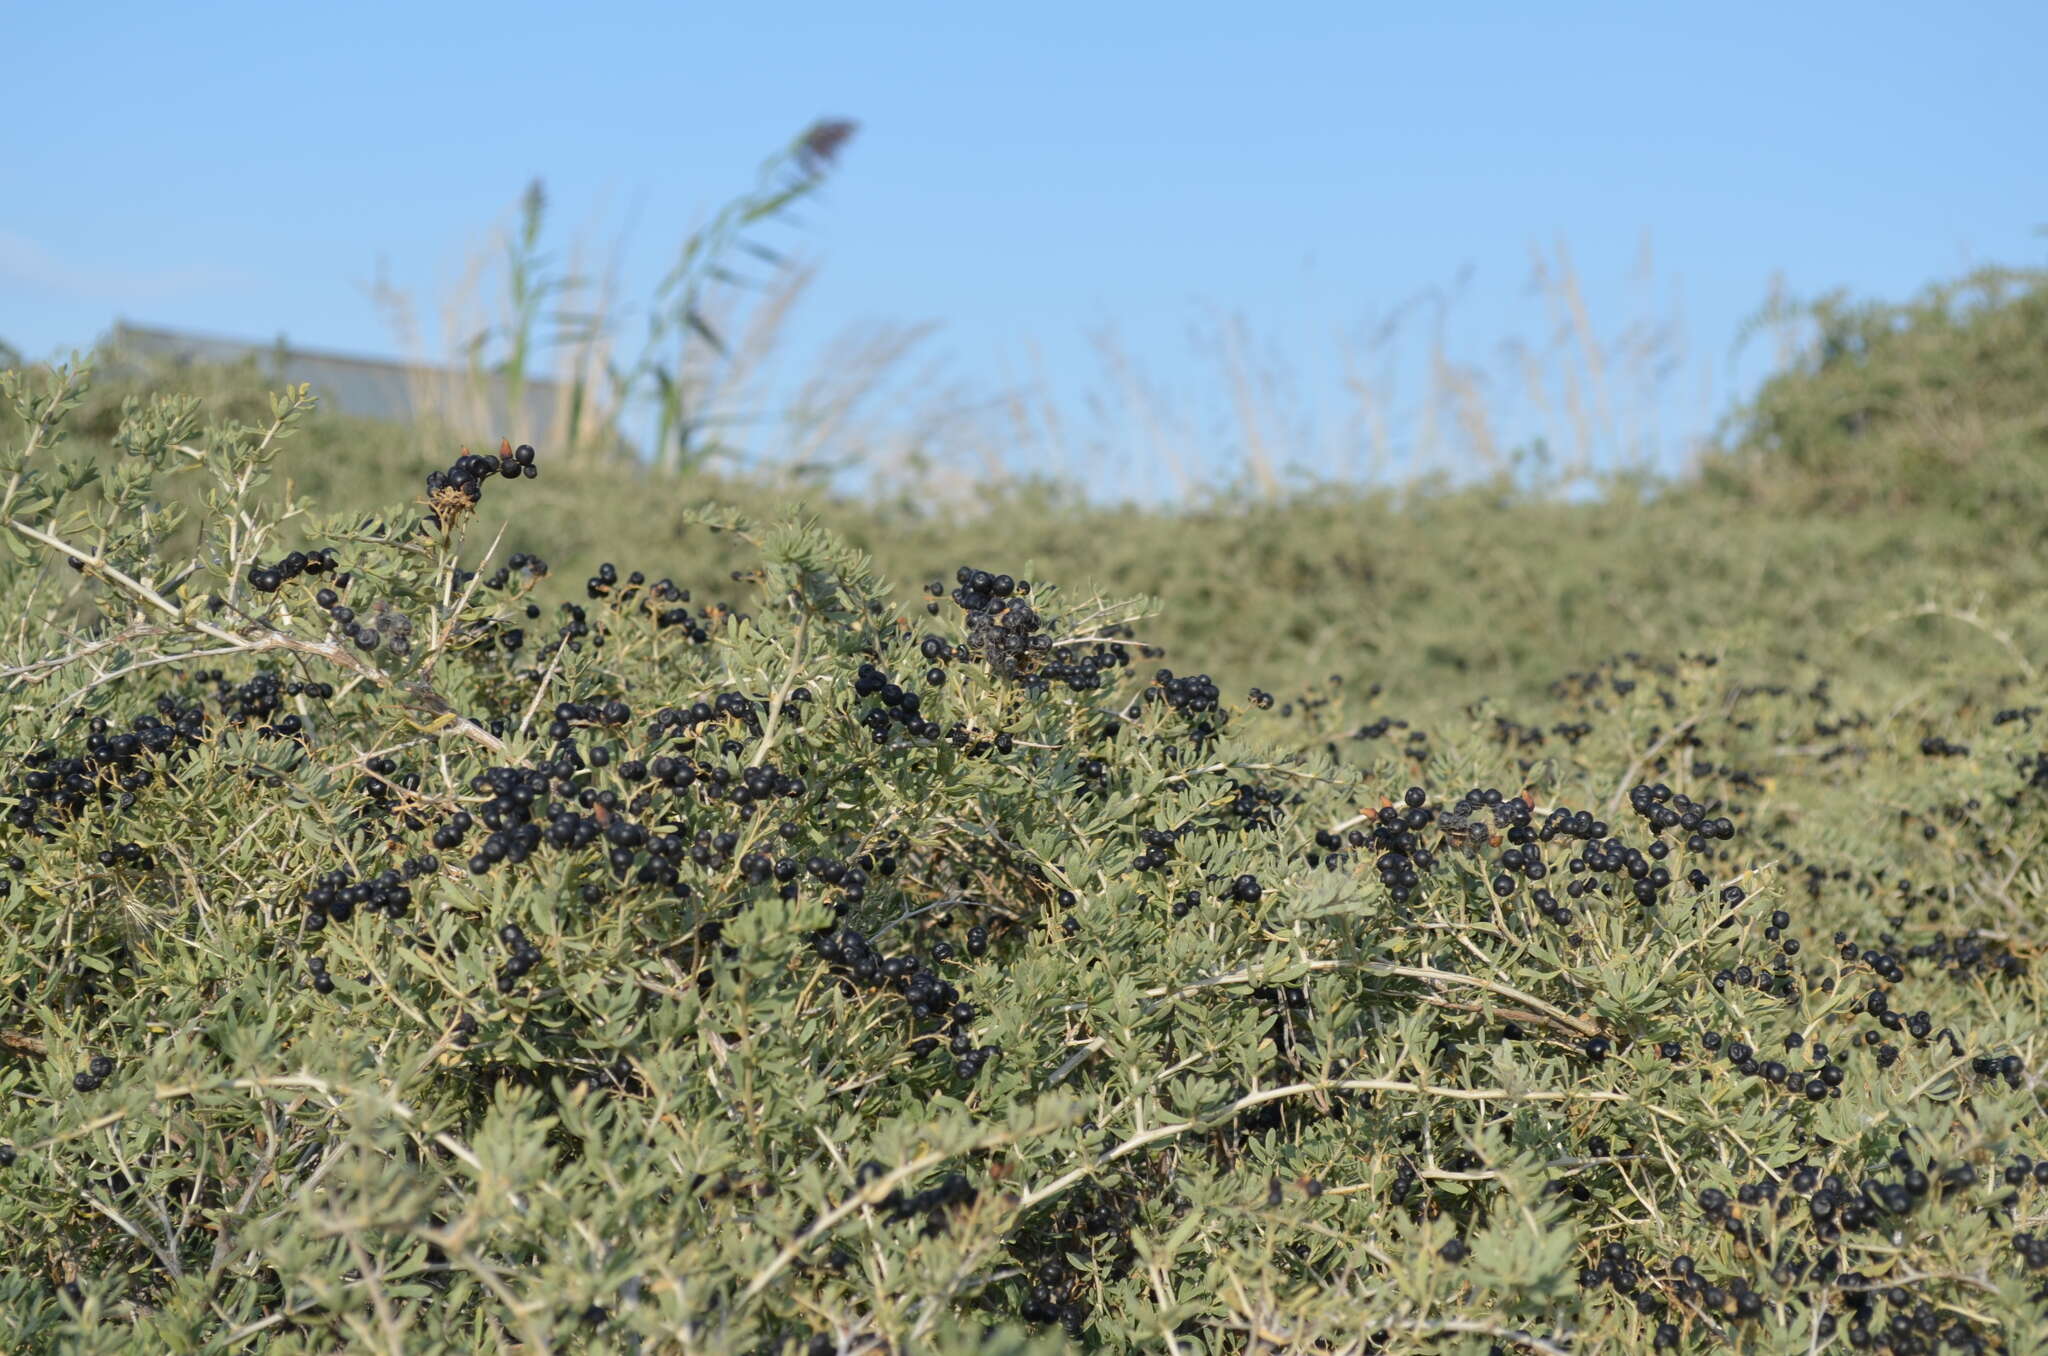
[{"x1": 375, "y1": 132, "x2": 1715, "y2": 503}]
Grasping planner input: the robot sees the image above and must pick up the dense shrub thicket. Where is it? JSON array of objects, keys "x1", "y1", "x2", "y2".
[
  {"x1": 1, "y1": 344, "x2": 2045, "y2": 1356},
  {"x1": 29, "y1": 319, "x2": 2048, "y2": 722},
  {"x1": 1701, "y1": 265, "x2": 2048, "y2": 515}
]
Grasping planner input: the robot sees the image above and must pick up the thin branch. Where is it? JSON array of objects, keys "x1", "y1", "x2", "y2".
[
  {"x1": 5, "y1": 516, "x2": 504, "y2": 753},
  {"x1": 0, "y1": 619, "x2": 164, "y2": 684},
  {"x1": 748, "y1": 613, "x2": 808, "y2": 768},
  {"x1": 1013, "y1": 1075, "x2": 1628, "y2": 1214}
]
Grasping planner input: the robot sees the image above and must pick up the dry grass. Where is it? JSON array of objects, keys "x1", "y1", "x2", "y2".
[{"x1": 365, "y1": 162, "x2": 1717, "y2": 505}]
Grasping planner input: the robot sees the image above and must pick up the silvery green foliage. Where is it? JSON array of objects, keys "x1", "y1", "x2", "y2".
[{"x1": 1, "y1": 366, "x2": 2046, "y2": 1354}]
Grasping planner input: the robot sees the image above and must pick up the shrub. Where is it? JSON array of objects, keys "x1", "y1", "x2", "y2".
[
  {"x1": 2, "y1": 364, "x2": 2047, "y2": 1354},
  {"x1": 1702, "y1": 264, "x2": 2048, "y2": 514}
]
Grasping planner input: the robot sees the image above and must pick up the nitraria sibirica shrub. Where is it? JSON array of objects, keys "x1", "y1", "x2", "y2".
[{"x1": 2, "y1": 361, "x2": 2047, "y2": 1356}]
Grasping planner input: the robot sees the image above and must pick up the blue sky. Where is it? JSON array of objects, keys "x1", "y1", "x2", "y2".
[{"x1": 5, "y1": 2, "x2": 2043, "y2": 493}]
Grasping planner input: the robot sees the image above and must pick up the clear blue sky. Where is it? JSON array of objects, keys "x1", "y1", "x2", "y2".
[{"x1": 5, "y1": 1, "x2": 2043, "y2": 493}]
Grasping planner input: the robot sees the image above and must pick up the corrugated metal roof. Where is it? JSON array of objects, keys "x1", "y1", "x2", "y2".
[{"x1": 107, "y1": 321, "x2": 577, "y2": 438}]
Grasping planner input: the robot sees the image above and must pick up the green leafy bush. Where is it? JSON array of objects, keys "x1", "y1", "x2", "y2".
[
  {"x1": 26, "y1": 347, "x2": 2048, "y2": 731},
  {"x1": 2, "y1": 362, "x2": 2046, "y2": 1355},
  {"x1": 1702, "y1": 265, "x2": 2048, "y2": 514}
]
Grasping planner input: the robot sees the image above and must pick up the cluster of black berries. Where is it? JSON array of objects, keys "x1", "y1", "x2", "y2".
[
  {"x1": 1337, "y1": 776, "x2": 1755, "y2": 934},
  {"x1": 530, "y1": 567, "x2": 706, "y2": 655},
  {"x1": 6, "y1": 714, "x2": 199, "y2": 832},
  {"x1": 494, "y1": 923, "x2": 545, "y2": 994},
  {"x1": 459, "y1": 597, "x2": 597, "y2": 676},
  {"x1": 1560, "y1": 836, "x2": 1668, "y2": 911},
  {"x1": 2, "y1": 669, "x2": 352, "y2": 836},
  {"x1": 303, "y1": 862, "x2": 417, "y2": 930},
  {"x1": 2014, "y1": 1234, "x2": 2048, "y2": 1271},
  {"x1": 1034, "y1": 629, "x2": 1140, "y2": 695},
  {"x1": 671, "y1": 759, "x2": 809, "y2": 829},
  {"x1": 357, "y1": 756, "x2": 431, "y2": 832},
  {"x1": 804, "y1": 852, "x2": 888, "y2": 913},
  {"x1": 1351, "y1": 786, "x2": 1436, "y2": 900},
  {"x1": 563, "y1": 1055, "x2": 643, "y2": 1098},
  {"x1": 421, "y1": 727, "x2": 813, "y2": 898},
  {"x1": 941, "y1": 724, "x2": 1014, "y2": 757},
  {"x1": 1836, "y1": 961, "x2": 2029, "y2": 1079},
  {"x1": 1663, "y1": 1145, "x2": 2039, "y2": 1352},
  {"x1": 424, "y1": 440, "x2": 537, "y2": 520},
  {"x1": 1626, "y1": 781, "x2": 1737, "y2": 850},
  {"x1": 2018, "y1": 750, "x2": 2048, "y2": 794},
  {"x1": 1066, "y1": 757, "x2": 1108, "y2": 798},
  {"x1": 585, "y1": 560, "x2": 643, "y2": 601},
  {"x1": 443, "y1": 556, "x2": 557, "y2": 661},
  {"x1": 434, "y1": 772, "x2": 546, "y2": 878},
  {"x1": 923, "y1": 564, "x2": 1154, "y2": 697},
  {"x1": 1387, "y1": 1155, "x2": 1423, "y2": 1205},
  {"x1": 651, "y1": 588, "x2": 714, "y2": 641},
  {"x1": 917, "y1": 632, "x2": 958, "y2": 687},
  {"x1": 1131, "y1": 826, "x2": 1179, "y2": 872},
  {"x1": 946, "y1": 567, "x2": 1046, "y2": 678},
  {"x1": 246, "y1": 546, "x2": 340, "y2": 594},
  {"x1": 647, "y1": 690, "x2": 767, "y2": 745},
  {"x1": 71, "y1": 1054, "x2": 115, "y2": 1093},
  {"x1": 1017, "y1": 1258, "x2": 1091, "y2": 1336},
  {"x1": 93, "y1": 839, "x2": 154, "y2": 871},
  {"x1": 213, "y1": 674, "x2": 303, "y2": 743},
  {"x1": 1575, "y1": 1237, "x2": 1660, "y2": 1323},
  {"x1": 1970, "y1": 1050, "x2": 2029, "y2": 1086},
  {"x1": 193, "y1": 668, "x2": 337, "y2": 731},
  {"x1": 304, "y1": 953, "x2": 334, "y2": 995},
  {"x1": 1694, "y1": 923, "x2": 1802, "y2": 1009},
  {"x1": 553, "y1": 600, "x2": 607, "y2": 656},
  {"x1": 1692, "y1": 1029, "x2": 1846, "y2": 1101},
  {"x1": 1351, "y1": 714, "x2": 1427, "y2": 746},
  {"x1": 1548, "y1": 786, "x2": 1725, "y2": 913},
  {"x1": 1308, "y1": 822, "x2": 1358, "y2": 872},
  {"x1": 1170, "y1": 776, "x2": 1263, "y2": 838},
  {"x1": 729, "y1": 848, "x2": 793, "y2": 888},
  {"x1": 606, "y1": 745, "x2": 806, "y2": 839},
  {"x1": 1010, "y1": 1185, "x2": 1143, "y2": 1336},
  {"x1": 1490, "y1": 715, "x2": 1548, "y2": 750},
  {"x1": 881, "y1": 1167, "x2": 976, "y2": 1229},
  {"x1": 1486, "y1": 714, "x2": 1602, "y2": 750},
  {"x1": 550, "y1": 697, "x2": 634, "y2": 738},
  {"x1": 1147, "y1": 668, "x2": 1223, "y2": 735},
  {"x1": 812, "y1": 925, "x2": 995, "y2": 1080},
  {"x1": 312, "y1": 580, "x2": 414, "y2": 656},
  {"x1": 478, "y1": 551, "x2": 552, "y2": 594},
  {"x1": 853, "y1": 663, "x2": 939, "y2": 743},
  {"x1": 1884, "y1": 929, "x2": 2031, "y2": 983}
]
